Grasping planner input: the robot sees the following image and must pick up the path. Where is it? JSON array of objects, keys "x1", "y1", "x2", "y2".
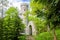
[{"x1": 26, "y1": 35, "x2": 35, "y2": 40}]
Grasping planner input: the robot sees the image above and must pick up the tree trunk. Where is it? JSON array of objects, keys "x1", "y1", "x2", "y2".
[
  {"x1": 47, "y1": 23, "x2": 50, "y2": 32},
  {"x1": 53, "y1": 28, "x2": 57, "y2": 40},
  {"x1": 47, "y1": 25, "x2": 50, "y2": 32}
]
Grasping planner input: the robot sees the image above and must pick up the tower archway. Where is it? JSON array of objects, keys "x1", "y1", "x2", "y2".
[
  {"x1": 29, "y1": 25, "x2": 32, "y2": 35},
  {"x1": 25, "y1": 21, "x2": 36, "y2": 35}
]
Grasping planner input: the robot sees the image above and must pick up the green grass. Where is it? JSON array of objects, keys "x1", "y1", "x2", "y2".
[
  {"x1": 56, "y1": 29, "x2": 60, "y2": 40},
  {"x1": 35, "y1": 29, "x2": 60, "y2": 40}
]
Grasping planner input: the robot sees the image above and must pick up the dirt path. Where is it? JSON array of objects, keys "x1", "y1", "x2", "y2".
[{"x1": 26, "y1": 35, "x2": 35, "y2": 40}]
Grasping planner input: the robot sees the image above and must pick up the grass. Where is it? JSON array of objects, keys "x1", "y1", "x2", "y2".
[{"x1": 34, "y1": 29, "x2": 60, "y2": 40}]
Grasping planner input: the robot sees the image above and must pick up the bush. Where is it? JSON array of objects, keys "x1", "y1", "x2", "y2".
[
  {"x1": 0, "y1": 7, "x2": 25, "y2": 40},
  {"x1": 18, "y1": 35, "x2": 26, "y2": 40},
  {"x1": 56, "y1": 30, "x2": 60, "y2": 40},
  {"x1": 35, "y1": 32, "x2": 53, "y2": 40},
  {"x1": 35, "y1": 30, "x2": 60, "y2": 40}
]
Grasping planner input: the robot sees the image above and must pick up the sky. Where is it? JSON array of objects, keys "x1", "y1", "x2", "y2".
[
  {"x1": 9, "y1": 0, "x2": 30, "y2": 2},
  {"x1": 8, "y1": 0, "x2": 30, "y2": 10},
  {"x1": 15, "y1": 0, "x2": 30, "y2": 2}
]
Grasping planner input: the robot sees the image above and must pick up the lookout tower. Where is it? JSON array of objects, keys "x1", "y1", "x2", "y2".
[{"x1": 19, "y1": 2, "x2": 36, "y2": 35}]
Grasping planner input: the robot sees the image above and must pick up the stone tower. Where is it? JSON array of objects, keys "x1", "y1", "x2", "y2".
[
  {"x1": 19, "y1": 3, "x2": 28, "y2": 24},
  {"x1": 19, "y1": 3, "x2": 36, "y2": 35},
  {"x1": 19, "y1": 3, "x2": 29, "y2": 35}
]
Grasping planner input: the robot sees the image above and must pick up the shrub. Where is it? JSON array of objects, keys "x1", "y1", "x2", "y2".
[
  {"x1": 35, "y1": 30, "x2": 60, "y2": 40},
  {"x1": 18, "y1": 35, "x2": 26, "y2": 40},
  {"x1": 56, "y1": 30, "x2": 60, "y2": 40}
]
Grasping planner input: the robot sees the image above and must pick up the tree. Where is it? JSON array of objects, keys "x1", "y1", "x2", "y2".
[
  {"x1": 0, "y1": 0, "x2": 8, "y2": 18},
  {"x1": 0, "y1": 17, "x2": 3, "y2": 40},
  {"x1": 30, "y1": 0, "x2": 60, "y2": 40},
  {"x1": 0, "y1": 7, "x2": 25, "y2": 40}
]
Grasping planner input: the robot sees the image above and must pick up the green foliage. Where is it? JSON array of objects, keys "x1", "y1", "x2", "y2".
[
  {"x1": 30, "y1": 0, "x2": 48, "y2": 33},
  {"x1": 28, "y1": 15, "x2": 47, "y2": 33},
  {"x1": 35, "y1": 32, "x2": 53, "y2": 40},
  {"x1": 0, "y1": 7, "x2": 25, "y2": 40},
  {"x1": 0, "y1": 18, "x2": 3, "y2": 40},
  {"x1": 35, "y1": 29, "x2": 60, "y2": 40},
  {"x1": 56, "y1": 30, "x2": 60, "y2": 40},
  {"x1": 18, "y1": 35, "x2": 26, "y2": 40},
  {"x1": 30, "y1": 0, "x2": 60, "y2": 30},
  {"x1": 30, "y1": 1, "x2": 60, "y2": 40}
]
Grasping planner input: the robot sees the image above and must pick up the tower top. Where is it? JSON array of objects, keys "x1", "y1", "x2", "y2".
[
  {"x1": 20, "y1": 3, "x2": 29, "y2": 14},
  {"x1": 21, "y1": 3, "x2": 28, "y2": 7}
]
